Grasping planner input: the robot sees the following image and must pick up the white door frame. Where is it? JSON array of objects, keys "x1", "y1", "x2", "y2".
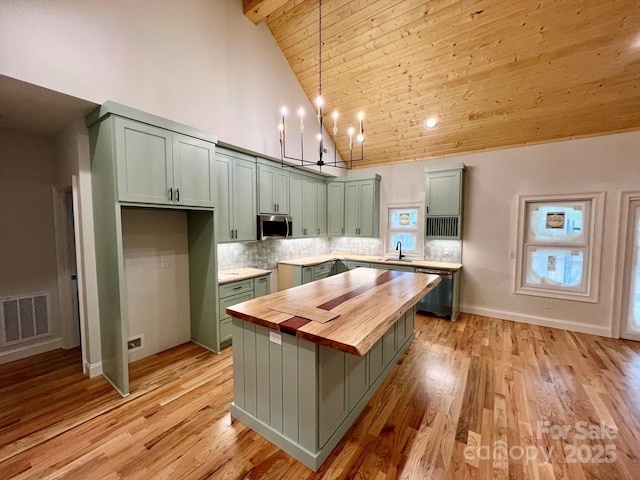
[{"x1": 612, "y1": 191, "x2": 640, "y2": 339}]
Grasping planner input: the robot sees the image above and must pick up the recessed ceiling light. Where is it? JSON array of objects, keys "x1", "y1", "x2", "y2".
[{"x1": 425, "y1": 117, "x2": 438, "y2": 129}]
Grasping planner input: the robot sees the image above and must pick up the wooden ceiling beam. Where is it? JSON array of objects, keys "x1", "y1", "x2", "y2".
[{"x1": 243, "y1": 0, "x2": 292, "y2": 24}]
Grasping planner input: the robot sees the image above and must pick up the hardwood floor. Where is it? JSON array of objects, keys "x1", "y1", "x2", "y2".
[{"x1": 2, "y1": 313, "x2": 640, "y2": 479}]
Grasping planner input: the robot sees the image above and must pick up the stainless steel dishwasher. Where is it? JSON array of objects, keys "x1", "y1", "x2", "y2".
[{"x1": 415, "y1": 268, "x2": 455, "y2": 319}]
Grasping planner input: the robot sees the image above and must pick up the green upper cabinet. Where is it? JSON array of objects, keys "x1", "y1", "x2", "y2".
[
  {"x1": 289, "y1": 174, "x2": 304, "y2": 238},
  {"x1": 317, "y1": 182, "x2": 327, "y2": 237},
  {"x1": 344, "y1": 176, "x2": 381, "y2": 237},
  {"x1": 289, "y1": 172, "x2": 326, "y2": 238},
  {"x1": 114, "y1": 117, "x2": 215, "y2": 207},
  {"x1": 215, "y1": 149, "x2": 257, "y2": 243},
  {"x1": 424, "y1": 163, "x2": 465, "y2": 239},
  {"x1": 258, "y1": 162, "x2": 289, "y2": 215},
  {"x1": 327, "y1": 181, "x2": 344, "y2": 236}
]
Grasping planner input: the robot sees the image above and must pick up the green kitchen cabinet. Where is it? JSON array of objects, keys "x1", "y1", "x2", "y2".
[
  {"x1": 346, "y1": 261, "x2": 370, "y2": 270},
  {"x1": 114, "y1": 117, "x2": 215, "y2": 208},
  {"x1": 370, "y1": 263, "x2": 415, "y2": 272},
  {"x1": 317, "y1": 181, "x2": 327, "y2": 236},
  {"x1": 278, "y1": 260, "x2": 335, "y2": 289},
  {"x1": 215, "y1": 148, "x2": 257, "y2": 243},
  {"x1": 87, "y1": 101, "x2": 219, "y2": 397},
  {"x1": 218, "y1": 274, "x2": 271, "y2": 347},
  {"x1": 258, "y1": 161, "x2": 289, "y2": 214},
  {"x1": 289, "y1": 172, "x2": 326, "y2": 238},
  {"x1": 344, "y1": 176, "x2": 381, "y2": 237},
  {"x1": 424, "y1": 163, "x2": 465, "y2": 239},
  {"x1": 327, "y1": 181, "x2": 345, "y2": 236}
]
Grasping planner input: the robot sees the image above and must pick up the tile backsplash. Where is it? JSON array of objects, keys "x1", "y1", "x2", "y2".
[
  {"x1": 424, "y1": 239, "x2": 462, "y2": 263},
  {"x1": 218, "y1": 237, "x2": 459, "y2": 270},
  {"x1": 217, "y1": 237, "x2": 383, "y2": 270}
]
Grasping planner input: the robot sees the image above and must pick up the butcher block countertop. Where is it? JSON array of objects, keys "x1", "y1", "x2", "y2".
[
  {"x1": 277, "y1": 252, "x2": 462, "y2": 271},
  {"x1": 226, "y1": 268, "x2": 441, "y2": 356},
  {"x1": 218, "y1": 268, "x2": 271, "y2": 285}
]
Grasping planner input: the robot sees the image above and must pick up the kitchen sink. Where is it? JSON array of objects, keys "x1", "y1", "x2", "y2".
[{"x1": 384, "y1": 258, "x2": 413, "y2": 263}]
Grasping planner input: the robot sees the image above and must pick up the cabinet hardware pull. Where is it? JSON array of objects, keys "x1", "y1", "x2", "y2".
[
  {"x1": 234, "y1": 229, "x2": 238, "y2": 239},
  {"x1": 169, "y1": 187, "x2": 173, "y2": 201},
  {"x1": 176, "y1": 188, "x2": 180, "y2": 202},
  {"x1": 341, "y1": 227, "x2": 344, "y2": 234},
  {"x1": 274, "y1": 203, "x2": 276, "y2": 212},
  {"x1": 233, "y1": 286, "x2": 242, "y2": 290},
  {"x1": 426, "y1": 206, "x2": 429, "y2": 214},
  {"x1": 230, "y1": 230, "x2": 234, "y2": 239},
  {"x1": 317, "y1": 228, "x2": 320, "y2": 234}
]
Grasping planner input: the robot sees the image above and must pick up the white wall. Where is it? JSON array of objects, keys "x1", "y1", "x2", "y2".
[
  {"x1": 0, "y1": 0, "x2": 343, "y2": 175},
  {"x1": 0, "y1": 129, "x2": 62, "y2": 358},
  {"x1": 122, "y1": 209, "x2": 191, "y2": 363},
  {"x1": 353, "y1": 131, "x2": 640, "y2": 335}
]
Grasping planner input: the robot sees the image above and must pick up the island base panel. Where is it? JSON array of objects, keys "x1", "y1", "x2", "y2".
[{"x1": 230, "y1": 309, "x2": 415, "y2": 471}]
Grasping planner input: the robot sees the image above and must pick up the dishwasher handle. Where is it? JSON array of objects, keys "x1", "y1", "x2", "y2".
[{"x1": 415, "y1": 268, "x2": 453, "y2": 277}]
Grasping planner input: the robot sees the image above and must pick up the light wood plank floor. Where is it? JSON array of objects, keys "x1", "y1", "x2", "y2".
[{"x1": 2, "y1": 313, "x2": 640, "y2": 479}]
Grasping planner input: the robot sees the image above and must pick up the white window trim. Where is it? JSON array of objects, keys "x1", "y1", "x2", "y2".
[
  {"x1": 514, "y1": 192, "x2": 605, "y2": 303},
  {"x1": 383, "y1": 203, "x2": 424, "y2": 260}
]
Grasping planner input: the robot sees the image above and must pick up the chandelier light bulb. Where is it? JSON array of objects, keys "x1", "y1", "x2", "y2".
[
  {"x1": 347, "y1": 127, "x2": 355, "y2": 136},
  {"x1": 357, "y1": 112, "x2": 364, "y2": 121},
  {"x1": 278, "y1": 123, "x2": 284, "y2": 131},
  {"x1": 281, "y1": 106, "x2": 288, "y2": 116},
  {"x1": 332, "y1": 111, "x2": 339, "y2": 120},
  {"x1": 316, "y1": 95, "x2": 324, "y2": 108},
  {"x1": 298, "y1": 108, "x2": 304, "y2": 117},
  {"x1": 425, "y1": 117, "x2": 438, "y2": 129}
]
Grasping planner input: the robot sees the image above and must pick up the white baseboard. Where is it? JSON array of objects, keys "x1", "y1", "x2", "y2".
[
  {"x1": 461, "y1": 305, "x2": 611, "y2": 337},
  {"x1": 83, "y1": 360, "x2": 103, "y2": 378},
  {"x1": 0, "y1": 337, "x2": 63, "y2": 365}
]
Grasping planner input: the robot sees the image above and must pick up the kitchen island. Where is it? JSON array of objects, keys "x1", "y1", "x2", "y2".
[{"x1": 226, "y1": 268, "x2": 441, "y2": 471}]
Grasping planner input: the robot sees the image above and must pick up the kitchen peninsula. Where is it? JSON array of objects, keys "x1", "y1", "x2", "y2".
[{"x1": 226, "y1": 268, "x2": 440, "y2": 471}]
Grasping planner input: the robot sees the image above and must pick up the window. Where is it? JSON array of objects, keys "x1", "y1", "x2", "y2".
[
  {"x1": 385, "y1": 205, "x2": 423, "y2": 260},
  {"x1": 514, "y1": 193, "x2": 604, "y2": 302}
]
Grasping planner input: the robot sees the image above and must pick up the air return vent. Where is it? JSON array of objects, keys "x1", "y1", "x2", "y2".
[
  {"x1": 1, "y1": 293, "x2": 51, "y2": 346},
  {"x1": 425, "y1": 216, "x2": 459, "y2": 239}
]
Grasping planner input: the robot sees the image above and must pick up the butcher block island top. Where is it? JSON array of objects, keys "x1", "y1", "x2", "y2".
[{"x1": 226, "y1": 267, "x2": 441, "y2": 356}]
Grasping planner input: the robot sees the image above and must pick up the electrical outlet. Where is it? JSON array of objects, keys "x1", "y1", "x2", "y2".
[
  {"x1": 127, "y1": 336, "x2": 143, "y2": 350},
  {"x1": 443, "y1": 247, "x2": 450, "y2": 256},
  {"x1": 545, "y1": 300, "x2": 553, "y2": 309},
  {"x1": 161, "y1": 258, "x2": 168, "y2": 268}
]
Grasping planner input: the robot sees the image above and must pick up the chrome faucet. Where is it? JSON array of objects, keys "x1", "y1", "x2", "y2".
[{"x1": 395, "y1": 241, "x2": 405, "y2": 260}]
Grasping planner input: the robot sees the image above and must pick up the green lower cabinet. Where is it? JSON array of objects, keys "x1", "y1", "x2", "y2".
[
  {"x1": 230, "y1": 308, "x2": 416, "y2": 471},
  {"x1": 346, "y1": 261, "x2": 370, "y2": 270},
  {"x1": 370, "y1": 263, "x2": 415, "y2": 273},
  {"x1": 218, "y1": 275, "x2": 270, "y2": 347}
]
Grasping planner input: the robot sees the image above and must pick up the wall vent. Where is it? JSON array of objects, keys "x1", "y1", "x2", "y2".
[
  {"x1": 425, "y1": 216, "x2": 460, "y2": 239},
  {"x1": 1, "y1": 293, "x2": 51, "y2": 347}
]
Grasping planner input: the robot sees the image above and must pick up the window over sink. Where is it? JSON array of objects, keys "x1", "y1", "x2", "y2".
[{"x1": 384, "y1": 204, "x2": 423, "y2": 260}]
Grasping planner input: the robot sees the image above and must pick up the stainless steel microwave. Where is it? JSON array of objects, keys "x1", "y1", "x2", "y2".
[{"x1": 258, "y1": 215, "x2": 293, "y2": 240}]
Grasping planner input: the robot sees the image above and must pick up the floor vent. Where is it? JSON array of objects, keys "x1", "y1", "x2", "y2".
[{"x1": 1, "y1": 293, "x2": 51, "y2": 347}]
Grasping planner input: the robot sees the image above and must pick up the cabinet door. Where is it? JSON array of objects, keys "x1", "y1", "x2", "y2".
[
  {"x1": 318, "y1": 346, "x2": 348, "y2": 447},
  {"x1": 214, "y1": 155, "x2": 234, "y2": 242},
  {"x1": 425, "y1": 170, "x2": 462, "y2": 216},
  {"x1": 317, "y1": 182, "x2": 327, "y2": 236},
  {"x1": 344, "y1": 181, "x2": 360, "y2": 236},
  {"x1": 327, "y1": 182, "x2": 345, "y2": 236},
  {"x1": 254, "y1": 275, "x2": 270, "y2": 298},
  {"x1": 358, "y1": 180, "x2": 376, "y2": 237},
  {"x1": 275, "y1": 169, "x2": 290, "y2": 214},
  {"x1": 303, "y1": 178, "x2": 318, "y2": 236},
  {"x1": 289, "y1": 175, "x2": 304, "y2": 238},
  {"x1": 258, "y1": 164, "x2": 277, "y2": 214},
  {"x1": 115, "y1": 118, "x2": 172, "y2": 205},
  {"x1": 172, "y1": 133, "x2": 215, "y2": 207},
  {"x1": 233, "y1": 159, "x2": 257, "y2": 242},
  {"x1": 302, "y1": 267, "x2": 313, "y2": 284}
]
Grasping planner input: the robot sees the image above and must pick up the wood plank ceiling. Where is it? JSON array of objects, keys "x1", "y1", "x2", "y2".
[{"x1": 245, "y1": 0, "x2": 640, "y2": 168}]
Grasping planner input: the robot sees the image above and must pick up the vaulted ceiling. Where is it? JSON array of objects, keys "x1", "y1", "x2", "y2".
[{"x1": 245, "y1": 0, "x2": 640, "y2": 168}]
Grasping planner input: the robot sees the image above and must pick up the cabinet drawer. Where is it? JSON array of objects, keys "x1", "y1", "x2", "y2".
[
  {"x1": 219, "y1": 279, "x2": 254, "y2": 298},
  {"x1": 220, "y1": 291, "x2": 254, "y2": 320},
  {"x1": 313, "y1": 262, "x2": 333, "y2": 276},
  {"x1": 220, "y1": 318, "x2": 232, "y2": 343}
]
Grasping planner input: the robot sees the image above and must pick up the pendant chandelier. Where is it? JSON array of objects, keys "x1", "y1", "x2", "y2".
[{"x1": 278, "y1": 0, "x2": 365, "y2": 170}]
